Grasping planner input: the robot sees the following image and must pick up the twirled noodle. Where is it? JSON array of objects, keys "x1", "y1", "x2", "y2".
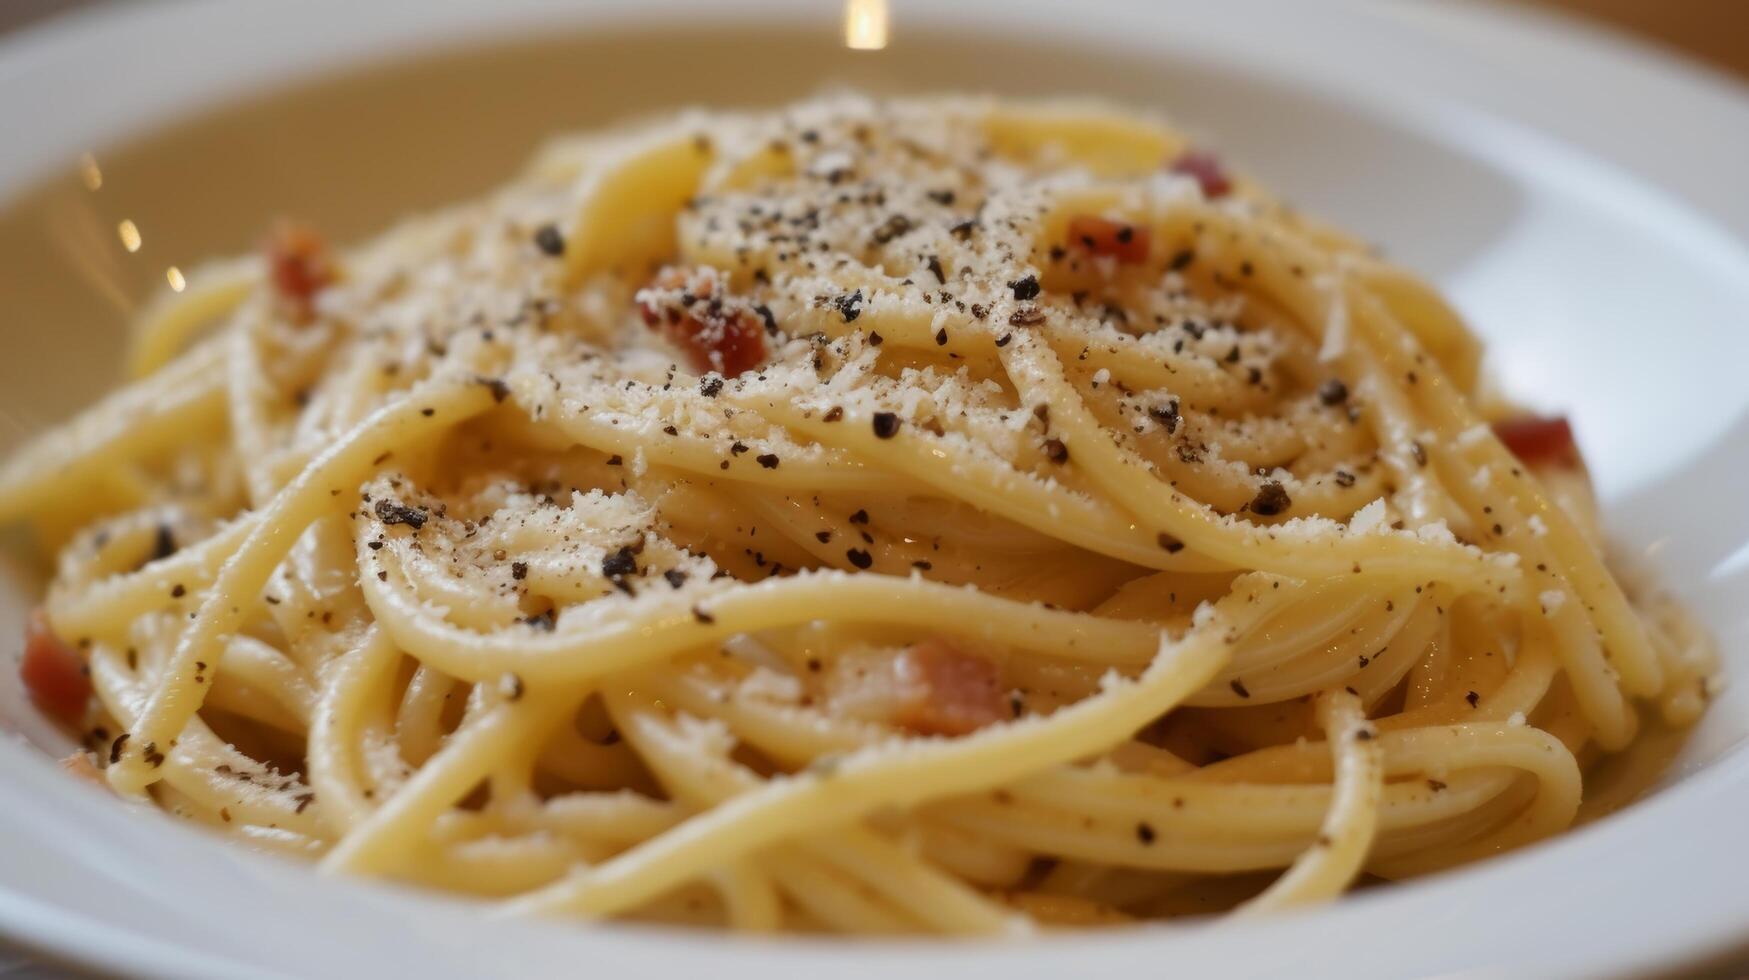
[{"x1": 1, "y1": 94, "x2": 1716, "y2": 932}]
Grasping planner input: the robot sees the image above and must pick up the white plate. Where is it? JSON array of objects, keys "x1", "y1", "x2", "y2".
[{"x1": 2, "y1": 1, "x2": 1749, "y2": 977}]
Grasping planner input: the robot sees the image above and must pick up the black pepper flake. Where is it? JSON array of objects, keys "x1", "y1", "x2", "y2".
[
  {"x1": 1149, "y1": 399, "x2": 1181, "y2": 434},
  {"x1": 692, "y1": 605, "x2": 715, "y2": 625},
  {"x1": 1410, "y1": 441, "x2": 1428, "y2": 467},
  {"x1": 912, "y1": 560, "x2": 932, "y2": 571},
  {"x1": 533, "y1": 223, "x2": 566, "y2": 257},
  {"x1": 109, "y1": 732, "x2": 129, "y2": 765},
  {"x1": 1333, "y1": 469, "x2": 1356, "y2": 488},
  {"x1": 1427, "y1": 779, "x2": 1447, "y2": 792},
  {"x1": 836, "y1": 290, "x2": 864, "y2": 323},
  {"x1": 663, "y1": 569, "x2": 687, "y2": 589},
  {"x1": 994, "y1": 333, "x2": 1013, "y2": 348},
  {"x1": 1043, "y1": 438, "x2": 1070, "y2": 464},
  {"x1": 373, "y1": 498, "x2": 429, "y2": 529},
  {"x1": 1157, "y1": 533, "x2": 1184, "y2": 553},
  {"x1": 1249, "y1": 481, "x2": 1292, "y2": 516},
  {"x1": 142, "y1": 741, "x2": 165, "y2": 768},
  {"x1": 845, "y1": 548, "x2": 873, "y2": 569},
  {"x1": 1008, "y1": 275, "x2": 1041, "y2": 301},
  {"x1": 1465, "y1": 690, "x2": 1480, "y2": 708},
  {"x1": 848, "y1": 509, "x2": 870, "y2": 525},
  {"x1": 753, "y1": 303, "x2": 778, "y2": 335},
  {"x1": 1230, "y1": 678, "x2": 1250, "y2": 698},
  {"x1": 1008, "y1": 306, "x2": 1045, "y2": 327},
  {"x1": 1354, "y1": 728, "x2": 1375, "y2": 741},
  {"x1": 524, "y1": 610, "x2": 555, "y2": 631},
  {"x1": 662, "y1": 425, "x2": 679, "y2": 436},
  {"x1": 699, "y1": 376, "x2": 724, "y2": 397},
  {"x1": 872, "y1": 412, "x2": 901, "y2": 439},
  {"x1": 501, "y1": 673, "x2": 525, "y2": 701},
  {"x1": 815, "y1": 530, "x2": 832, "y2": 543},
  {"x1": 756, "y1": 453, "x2": 780, "y2": 469},
  {"x1": 871, "y1": 214, "x2": 913, "y2": 245},
  {"x1": 151, "y1": 524, "x2": 177, "y2": 562},
  {"x1": 927, "y1": 189, "x2": 956, "y2": 206},
  {"x1": 606, "y1": 454, "x2": 623, "y2": 466},
  {"x1": 1135, "y1": 822, "x2": 1156, "y2": 845},
  {"x1": 926, "y1": 255, "x2": 945, "y2": 284},
  {"x1": 1317, "y1": 379, "x2": 1349, "y2": 406},
  {"x1": 935, "y1": 327, "x2": 948, "y2": 346},
  {"x1": 511, "y1": 561, "x2": 529, "y2": 581},
  {"x1": 476, "y1": 376, "x2": 511, "y2": 403},
  {"x1": 730, "y1": 441, "x2": 750, "y2": 456},
  {"x1": 1169, "y1": 249, "x2": 1195, "y2": 272},
  {"x1": 601, "y1": 547, "x2": 638, "y2": 581}
]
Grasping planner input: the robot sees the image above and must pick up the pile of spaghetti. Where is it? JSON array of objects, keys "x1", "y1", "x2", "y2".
[{"x1": 1, "y1": 96, "x2": 1717, "y2": 932}]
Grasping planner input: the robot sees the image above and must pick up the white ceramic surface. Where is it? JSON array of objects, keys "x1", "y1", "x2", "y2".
[{"x1": 2, "y1": 1, "x2": 1748, "y2": 977}]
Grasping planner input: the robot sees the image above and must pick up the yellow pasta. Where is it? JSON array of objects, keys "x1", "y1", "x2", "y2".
[{"x1": 1, "y1": 94, "x2": 1716, "y2": 933}]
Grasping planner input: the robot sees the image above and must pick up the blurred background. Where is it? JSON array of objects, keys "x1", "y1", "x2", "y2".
[
  {"x1": 5, "y1": 0, "x2": 1746, "y2": 80},
  {"x1": 1521, "y1": 0, "x2": 1747, "y2": 79}
]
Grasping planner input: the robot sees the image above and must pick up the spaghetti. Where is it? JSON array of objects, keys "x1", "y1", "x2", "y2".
[{"x1": 0, "y1": 95, "x2": 1718, "y2": 932}]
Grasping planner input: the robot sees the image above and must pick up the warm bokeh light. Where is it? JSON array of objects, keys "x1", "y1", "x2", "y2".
[
  {"x1": 116, "y1": 219, "x2": 141, "y2": 253},
  {"x1": 166, "y1": 266, "x2": 186, "y2": 292},
  {"x1": 78, "y1": 152, "x2": 102, "y2": 192},
  {"x1": 843, "y1": 0, "x2": 889, "y2": 50}
]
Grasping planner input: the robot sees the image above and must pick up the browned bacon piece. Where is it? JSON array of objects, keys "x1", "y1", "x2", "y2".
[
  {"x1": 1169, "y1": 150, "x2": 1233, "y2": 199},
  {"x1": 20, "y1": 608, "x2": 89, "y2": 727},
  {"x1": 1066, "y1": 215, "x2": 1151, "y2": 264},
  {"x1": 831, "y1": 638, "x2": 1008, "y2": 737},
  {"x1": 637, "y1": 267, "x2": 768, "y2": 377},
  {"x1": 1493, "y1": 416, "x2": 1582, "y2": 469},
  {"x1": 263, "y1": 218, "x2": 337, "y2": 323}
]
